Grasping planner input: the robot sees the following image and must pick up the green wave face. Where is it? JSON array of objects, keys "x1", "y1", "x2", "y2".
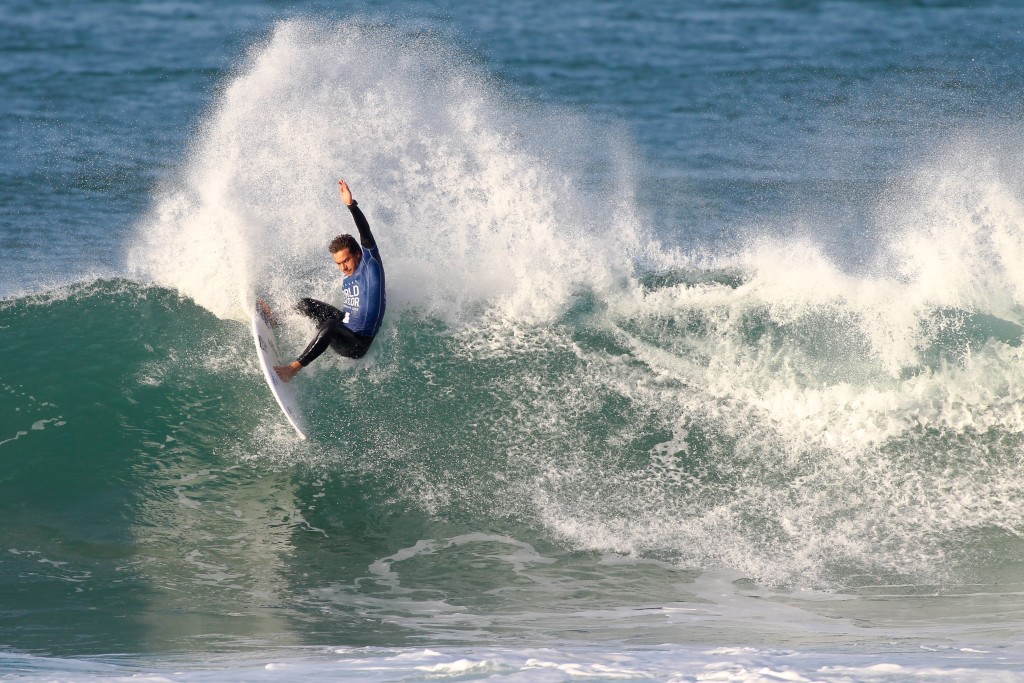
[
  {"x1": 0, "y1": 280, "x2": 677, "y2": 653},
  {"x1": 7, "y1": 275, "x2": 1024, "y2": 655}
]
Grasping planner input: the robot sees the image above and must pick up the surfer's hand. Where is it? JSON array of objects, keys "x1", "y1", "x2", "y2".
[
  {"x1": 338, "y1": 179, "x2": 353, "y2": 206},
  {"x1": 275, "y1": 362, "x2": 302, "y2": 383}
]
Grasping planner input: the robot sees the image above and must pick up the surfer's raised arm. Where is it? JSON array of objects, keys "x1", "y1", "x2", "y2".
[{"x1": 339, "y1": 178, "x2": 377, "y2": 250}]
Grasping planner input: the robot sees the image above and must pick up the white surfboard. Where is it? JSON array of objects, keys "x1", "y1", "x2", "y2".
[{"x1": 252, "y1": 301, "x2": 308, "y2": 439}]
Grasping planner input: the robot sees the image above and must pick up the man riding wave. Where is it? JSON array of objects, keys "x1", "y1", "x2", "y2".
[{"x1": 274, "y1": 179, "x2": 386, "y2": 382}]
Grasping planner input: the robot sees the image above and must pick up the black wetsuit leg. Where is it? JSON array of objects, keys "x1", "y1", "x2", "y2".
[
  {"x1": 296, "y1": 298, "x2": 344, "y2": 326},
  {"x1": 295, "y1": 298, "x2": 374, "y2": 364}
]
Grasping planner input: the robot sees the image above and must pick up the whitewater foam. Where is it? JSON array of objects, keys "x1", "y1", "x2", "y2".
[{"x1": 512, "y1": 132, "x2": 1024, "y2": 587}]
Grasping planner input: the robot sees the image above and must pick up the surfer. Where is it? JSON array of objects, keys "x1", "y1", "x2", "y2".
[{"x1": 274, "y1": 179, "x2": 386, "y2": 382}]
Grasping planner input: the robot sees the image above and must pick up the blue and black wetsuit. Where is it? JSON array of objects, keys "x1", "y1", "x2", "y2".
[{"x1": 295, "y1": 200, "x2": 386, "y2": 365}]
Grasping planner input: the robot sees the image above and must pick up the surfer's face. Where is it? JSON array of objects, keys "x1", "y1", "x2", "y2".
[{"x1": 333, "y1": 248, "x2": 361, "y2": 276}]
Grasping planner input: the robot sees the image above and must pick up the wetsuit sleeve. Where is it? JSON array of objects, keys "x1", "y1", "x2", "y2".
[{"x1": 347, "y1": 200, "x2": 376, "y2": 250}]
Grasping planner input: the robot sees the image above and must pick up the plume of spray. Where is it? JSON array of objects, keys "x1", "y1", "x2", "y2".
[{"x1": 128, "y1": 18, "x2": 643, "y2": 324}]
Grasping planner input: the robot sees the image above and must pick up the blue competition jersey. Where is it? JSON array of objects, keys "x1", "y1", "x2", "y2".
[{"x1": 341, "y1": 245, "x2": 386, "y2": 337}]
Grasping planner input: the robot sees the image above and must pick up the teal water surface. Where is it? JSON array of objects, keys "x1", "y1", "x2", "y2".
[{"x1": 7, "y1": 2, "x2": 1024, "y2": 680}]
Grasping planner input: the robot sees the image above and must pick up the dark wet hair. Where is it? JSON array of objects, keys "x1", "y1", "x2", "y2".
[{"x1": 328, "y1": 234, "x2": 359, "y2": 255}]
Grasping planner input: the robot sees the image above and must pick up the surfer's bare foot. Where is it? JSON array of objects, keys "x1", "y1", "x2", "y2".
[
  {"x1": 258, "y1": 299, "x2": 279, "y2": 328},
  {"x1": 274, "y1": 362, "x2": 301, "y2": 383}
]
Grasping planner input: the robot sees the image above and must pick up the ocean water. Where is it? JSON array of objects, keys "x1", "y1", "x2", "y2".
[{"x1": 6, "y1": 1, "x2": 1024, "y2": 680}]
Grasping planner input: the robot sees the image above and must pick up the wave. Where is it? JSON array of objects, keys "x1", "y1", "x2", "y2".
[
  {"x1": 7, "y1": 245, "x2": 1024, "y2": 594},
  {"x1": 8, "y1": 19, "x2": 1024, "y2": 591}
]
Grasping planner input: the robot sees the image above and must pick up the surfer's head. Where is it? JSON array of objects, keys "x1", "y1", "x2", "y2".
[{"x1": 329, "y1": 234, "x2": 362, "y2": 276}]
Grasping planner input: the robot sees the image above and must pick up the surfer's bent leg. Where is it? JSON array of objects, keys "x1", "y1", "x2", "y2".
[
  {"x1": 296, "y1": 318, "x2": 374, "y2": 366},
  {"x1": 296, "y1": 298, "x2": 344, "y2": 325}
]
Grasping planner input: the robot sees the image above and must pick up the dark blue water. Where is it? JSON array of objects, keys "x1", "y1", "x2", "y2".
[{"x1": 6, "y1": 2, "x2": 1024, "y2": 680}]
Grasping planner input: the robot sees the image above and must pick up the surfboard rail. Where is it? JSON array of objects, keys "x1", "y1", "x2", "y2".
[{"x1": 251, "y1": 301, "x2": 308, "y2": 439}]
